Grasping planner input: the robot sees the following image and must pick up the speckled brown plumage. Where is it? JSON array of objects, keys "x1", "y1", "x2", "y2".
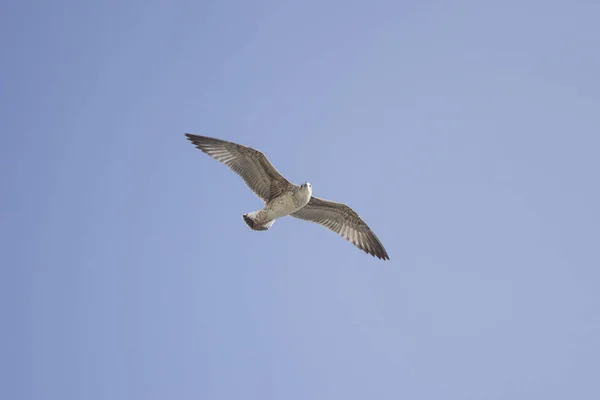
[
  {"x1": 185, "y1": 134, "x2": 293, "y2": 202},
  {"x1": 291, "y1": 197, "x2": 390, "y2": 260}
]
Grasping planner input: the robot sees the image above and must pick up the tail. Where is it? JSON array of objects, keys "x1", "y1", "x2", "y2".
[{"x1": 242, "y1": 210, "x2": 275, "y2": 231}]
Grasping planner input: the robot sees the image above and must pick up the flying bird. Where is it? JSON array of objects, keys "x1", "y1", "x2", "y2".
[{"x1": 185, "y1": 133, "x2": 390, "y2": 260}]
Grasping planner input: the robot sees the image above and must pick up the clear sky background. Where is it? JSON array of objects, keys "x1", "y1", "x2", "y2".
[{"x1": 2, "y1": 1, "x2": 600, "y2": 399}]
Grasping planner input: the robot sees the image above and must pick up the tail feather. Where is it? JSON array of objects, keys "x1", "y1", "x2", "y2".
[{"x1": 242, "y1": 211, "x2": 274, "y2": 231}]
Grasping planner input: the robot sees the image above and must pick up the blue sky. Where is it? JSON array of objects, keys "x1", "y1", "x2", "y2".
[{"x1": 2, "y1": 0, "x2": 600, "y2": 399}]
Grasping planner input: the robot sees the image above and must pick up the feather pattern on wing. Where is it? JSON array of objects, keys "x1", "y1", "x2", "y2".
[
  {"x1": 291, "y1": 196, "x2": 390, "y2": 260},
  {"x1": 185, "y1": 133, "x2": 293, "y2": 202}
]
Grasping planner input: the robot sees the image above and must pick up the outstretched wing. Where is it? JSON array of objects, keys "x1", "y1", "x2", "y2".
[
  {"x1": 185, "y1": 133, "x2": 294, "y2": 202},
  {"x1": 291, "y1": 196, "x2": 389, "y2": 260}
]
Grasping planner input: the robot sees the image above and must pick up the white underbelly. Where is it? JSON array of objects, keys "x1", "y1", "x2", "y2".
[
  {"x1": 266, "y1": 203, "x2": 303, "y2": 220},
  {"x1": 265, "y1": 192, "x2": 310, "y2": 220}
]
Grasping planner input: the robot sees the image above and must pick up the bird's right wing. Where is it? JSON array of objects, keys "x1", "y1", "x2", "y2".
[
  {"x1": 291, "y1": 196, "x2": 389, "y2": 260},
  {"x1": 185, "y1": 134, "x2": 294, "y2": 202}
]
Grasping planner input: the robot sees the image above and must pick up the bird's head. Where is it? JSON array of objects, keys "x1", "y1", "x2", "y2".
[{"x1": 300, "y1": 182, "x2": 312, "y2": 194}]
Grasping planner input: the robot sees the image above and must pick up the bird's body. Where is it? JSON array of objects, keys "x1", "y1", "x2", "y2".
[
  {"x1": 243, "y1": 185, "x2": 312, "y2": 231},
  {"x1": 185, "y1": 133, "x2": 390, "y2": 260}
]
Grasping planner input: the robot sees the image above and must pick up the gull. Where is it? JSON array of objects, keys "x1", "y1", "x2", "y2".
[{"x1": 185, "y1": 133, "x2": 390, "y2": 260}]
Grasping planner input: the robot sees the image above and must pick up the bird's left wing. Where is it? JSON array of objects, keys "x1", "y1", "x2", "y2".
[
  {"x1": 290, "y1": 196, "x2": 389, "y2": 260},
  {"x1": 185, "y1": 133, "x2": 293, "y2": 202}
]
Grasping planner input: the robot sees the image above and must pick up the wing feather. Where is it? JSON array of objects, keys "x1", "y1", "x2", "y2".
[
  {"x1": 185, "y1": 134, "x2": 293, "y2": 202},
  {"x1": 291, "y1": 196, "x2": 389, "y2": 260}
]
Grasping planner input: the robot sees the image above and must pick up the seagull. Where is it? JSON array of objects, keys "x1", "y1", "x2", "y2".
[{"x1": 185, "y1": 133, "x2": 390, "y2": 260}]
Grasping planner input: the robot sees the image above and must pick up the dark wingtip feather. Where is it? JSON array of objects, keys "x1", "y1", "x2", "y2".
[
  {"x1": 184, "y1": 133, "x2": 199, "y2": 146},
  {"x1": 372, "y1": 250, "x2": 389, "y2": 260},
  {"x1": 184, "y1": 133, "x2": 210, "y2": 145},
  {"x1": 361, "y1": 230, "x2": 389, "y2": 261},
  {"x1": 367, "y1": 235, "x2": 389, "y2": 261},
  {"x1": 184, "y1": 133, "x2": 203, "y2": 143},
  {"x1": 355, "y1": 236, "x2": 389, "y2": 261}
]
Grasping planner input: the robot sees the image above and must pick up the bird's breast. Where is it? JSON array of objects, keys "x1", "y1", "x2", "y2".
[{"x1": 265, "y1": 190, "x2": 310, "y2": 219}]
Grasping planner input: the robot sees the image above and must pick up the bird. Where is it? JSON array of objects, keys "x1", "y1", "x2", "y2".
[{"x1": 184, "y1": 133, "x2": 390, "y2": 260}]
